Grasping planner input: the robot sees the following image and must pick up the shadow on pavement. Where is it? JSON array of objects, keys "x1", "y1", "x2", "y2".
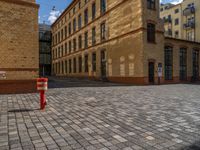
[
  {"x1": 181, "y1": 142, "x2": 200, "y2": 150},
  {"x1": 48, "y1": 77, "x2": 132, "y2": 89},
  {"x1": 8, "y1": 108, "x2": 40, "y2": 113}
]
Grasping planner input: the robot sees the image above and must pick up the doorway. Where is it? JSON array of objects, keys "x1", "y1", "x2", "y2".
[
  {"x1": 100, "y1": 50, "x2": 107, "y2": 79},
  {"x1": 149, "y1": 62, "x2": 155, "y2": 84}
]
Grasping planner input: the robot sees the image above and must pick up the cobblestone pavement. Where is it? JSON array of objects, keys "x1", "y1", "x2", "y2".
[{"x1": 1, "y1": 79, "x2": 200, "y2": 150}]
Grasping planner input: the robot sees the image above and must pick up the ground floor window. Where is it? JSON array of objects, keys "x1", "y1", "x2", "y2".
[
  {"x1": 193, "y1": 49, "x2": 199, "y2": 80},
  {"x1": 65, "y1": 60, "x2": 68, "y2": 74},
  {"x1": 180, "y1": 48, "x2": 187, "y2": 80},
  {"x1": 85, "y1": 54, "x2": 88, "y2": 72},
  {"x1": 62, "y1": 61, "x2": 64, "y2": 74},
  {"x1": 73, "y1": 58, "x2": 77, "y2": 73},
  {"x1": 69, "y1": 59, "x2": 72, "y2": 73},
  {"x1": 165, "y1": 46, "x2": 173, "y2": 80},
  {"x1": 79, "y1": 56, "x2": 82, "y2": 73},
  {"x1": 92, "y1": 52, "x2": 96, "y2": 72}
]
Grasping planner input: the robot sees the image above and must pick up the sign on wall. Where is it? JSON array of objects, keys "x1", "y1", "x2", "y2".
[
  {"x1": 0, "y1": 71, "x2": 6, "y2": 79},
  {"x1": 158, "y1": 63, "x2": 162, "y2": 77}
]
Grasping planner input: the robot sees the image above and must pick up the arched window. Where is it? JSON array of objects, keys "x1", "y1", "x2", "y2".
[
  {"x1": 164, "y1": 46, "x2": 173, "y2": 80},
  {"x1": 147, "y1": 0, "x2": 156, "y2": 10},
  {"x1": 192, "y1": 49, "x2": 199, "y2": 80},
  {"x1": 180, "y1": 48, "x2": 187, "y2": 80}
]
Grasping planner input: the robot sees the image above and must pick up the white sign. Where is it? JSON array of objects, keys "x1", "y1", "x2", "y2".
[
  {"x1": 158, "y1": 67, "x2": 162, "y2": 77},
  {"x1": 158, "y1": 63, "x2": 162, "y2": 77}
]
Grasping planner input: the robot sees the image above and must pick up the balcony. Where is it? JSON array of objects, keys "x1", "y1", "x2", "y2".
[
  {"x1": 183, "y1": 7, "x2": 195, "y2": 16},
  {"x1": 164, "y1": 18, "x2": 172, "y2": 24},
  {"x1": 164, "y1": 29, "x2": 172, "y2": 36},
  {"x1": 183, "y1": 21, "x2": 195, "y2": 29}
]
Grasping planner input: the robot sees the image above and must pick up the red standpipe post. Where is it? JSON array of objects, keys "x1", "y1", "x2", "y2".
[
  {"x1": 40, "y1": 90, "x2": 46, "y2": 110},
  {"x1": 37, "y1": 78, "x2": 48, "y2": 110}
]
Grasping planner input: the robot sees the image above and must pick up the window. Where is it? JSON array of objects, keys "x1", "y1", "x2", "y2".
[
  {"x1": 56, "y1": 34, "x2": 58, "y2": 44},
  {"x1": 73, "y1": 18, "x2": 76, "y2": 32},
  {"x1": 58, "y1": 47, "x2": 60, "y2": 57},
  {"x1": 79, "y1": 1, "x2": 81, "y2": 9},
  {"x1": 168, "y1": 29, "x2": 172, "y2": 36},
  {"x1": 62, "y1": 61, "x2": 64, "y2": 74},
  {"x1": 68, "y1": 22, "x2": 71, "y2": 35},
  {"x1": 84, "y1": 31, "x2": 88, "y2": 48},
  {"x1": 73, "y1": 7, "x2": 76, "y2": 14},
  {"x1": 57, "y1": 63, "x2": 60, "y2": 74},
  {"x1": 78, "y1": 35, "x2": 82, "y2": 49},
  {"x1": 57, "y1": 62, "x2": 59, "y2": 74},
  {"x1": 73, "y1": 58, "x2": 77, "y2": 73},
  {"x1": 84, "y1": 9, "x2": 88, "y2": 25},
  {"x1": 73, "y1": 38, "x2": 76, "y2": 51},
  {"x1": 180, "y1": 48, "x2": 187, "y2": 80},
  {"x1": 64, "y1": 26, "x2": 67, "y2": 38},
  {"x1": 69, "y1": 40, "x2": 72, "y2": 53},
  {"x1": 175, "y1": 9, "x2": 179, "y2": 13},
  {"x1": 60, "y1": 61, "x2": 62, "y2": 74},
  {"x1": 92, "y1": 2, "x2": 96, "y2": 20},
  {"x1": 147, "y1": 23, "x2": 156, "y2": 43},
  {"x1": 101, "y1": 22, "x2": 106, "y2": 41},
  {"x1": 65, "y1": 60, "x2": 68, "y2": 74},
  {"x1": 78, "y1": 14, "x2": 82, "y2": 29},
  {"x1": 61, "y1": 29, "x2": 63, "y2": 40},
  {"x1": 92, "y1": 52, "x2": 96, "y2": 72},
  {"x1": 65, "y1": 43, "x2": 67, "y2": 54},
  {"x1": 175, "y1": 31, "x2": 179, "y2": 38},
  {"x1": 165, "y1": 46, "x2": 173, "y2": 80},
  {"x1": 58, "y1": 31, "x2": 60, "y2": 42},
  {"x1": 85, "y1": 54, "x2": 88, "y2": 72},
  {"x1": 193, "y1": 50, "x2": 199, "y2": 80},
  {"x1": 147, "y1": 0, "x2": 156, "y2": 10},
  {"x1": 92, "y1": 27, "x2": 96, "y2": 45},
  {"x1": 175, "y1": 18, "x2": 179, "y2": 25},
  {"x1": 79, "y1": 56, "x2": 82, "y2": 73},
  {"x1": 55, "y1": 49, "x2": 57, "y2": 59},
  {"x1": 61, "y1": 45, "x2": 64, "y2": 56},
  {"x1": 69, "y1": 59, "x2": 72, "y2": 73},
  {"x1": 100, "y1": 0, "x2": 106, "y2": 14}
]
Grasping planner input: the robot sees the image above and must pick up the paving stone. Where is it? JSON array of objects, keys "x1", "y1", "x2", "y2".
[{"x1": 0, "y1": 79, "x2": 200, "y2": 150}]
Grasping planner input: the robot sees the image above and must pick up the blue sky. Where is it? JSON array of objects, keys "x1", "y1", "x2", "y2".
[{"x1": 36, "y1": 0, "x2": 183, "y2": 25}]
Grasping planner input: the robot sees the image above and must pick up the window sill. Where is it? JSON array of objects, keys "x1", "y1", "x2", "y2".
[
  {"x1": 147, "y1": 8, "x2": 156, "y2": 11},
  {"x1": 147, "y1": 41, "x2": 157, "y2": 44}
]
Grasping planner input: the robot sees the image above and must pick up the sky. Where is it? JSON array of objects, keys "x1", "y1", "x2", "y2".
[{"x1": 36, "y1": 0, "x2": 183, "y2": 25}]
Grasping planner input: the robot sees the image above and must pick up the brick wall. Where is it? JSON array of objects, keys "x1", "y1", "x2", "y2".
[{"x1": 0, "y1": 0, "x2": 39, "y2": 93}]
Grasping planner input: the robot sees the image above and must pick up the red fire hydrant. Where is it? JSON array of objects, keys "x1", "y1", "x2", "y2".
[{"x1": 37, "y1": 78, "x2": 48, "y2": 110}]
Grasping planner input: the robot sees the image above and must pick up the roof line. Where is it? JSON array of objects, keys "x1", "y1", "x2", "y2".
[{"x1": 51, "y1": 0, "x2": 77, "y2": 27}]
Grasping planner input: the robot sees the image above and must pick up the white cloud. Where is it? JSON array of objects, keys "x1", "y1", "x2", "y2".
[
  {"x1": 38, "y1": 16, "x2": 41, "y2": 23},
  {"x1": 48, "y1": 10, "x2": 61, "y2": 24},
  {"x1": 171, "y1": 0, "x2": 183, "y2": 5},
  {"x1": 160, "y1": 0, "x2": 183, "y2": 4}
]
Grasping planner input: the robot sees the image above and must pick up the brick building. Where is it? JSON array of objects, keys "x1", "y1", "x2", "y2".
[
  {"x1": 51, "y1": 0, "x2": 200, "y2": 85},
  {"x1": 0, "y1": 0, "x2": 39, "y2": 93}
]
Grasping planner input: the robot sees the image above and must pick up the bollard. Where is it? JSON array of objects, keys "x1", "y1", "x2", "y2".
[{"x1": 37, "y1": 78, "x2": 48, "y2": 110}]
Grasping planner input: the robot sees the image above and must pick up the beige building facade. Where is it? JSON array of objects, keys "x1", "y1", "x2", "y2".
[
  {"x1": 160, "y1": 0, "x2": 200, "y2": 42},
  {"x1": 0, "y1": 0, "x2": 39, "y2": 93},
  {"x1": 52, "y1": 0, "x2": 200, "y2": 85}
]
